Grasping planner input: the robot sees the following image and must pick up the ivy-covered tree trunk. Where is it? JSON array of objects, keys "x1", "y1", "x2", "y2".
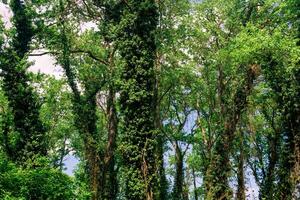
[
  {"x1": 57, "y1": 2, "x2": 103, "y2": 198},
  {"x1": 263, "y1": 57, "x2": 299, "y2": 199},
  {"x1": 117, "y1": 1, "x2": 159, "y2": 199},
  {"x1": 0, "y1": 0, "x2": 47, "y2": 163},
  {"x1": 77, "y1": 95, "x2": 103, "y2": 200},
  {"x1": 206, "y1": 65, "x2": 259, "y2": 199},
  {"x1": 276, "y1": 83, "x2": 299, "y2": 200}
]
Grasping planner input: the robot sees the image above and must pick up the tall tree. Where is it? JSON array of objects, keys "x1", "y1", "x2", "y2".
[
  {"x1": 55, "y1": 2, "x2": 117, "y2": 198},
  {"x1": 0, "y1": 0, "x2": 47, "y2": 163},
  {"x1": 29, "y1": 0, "x2": 120, "y2": 198},
  {"x1": 275, "y1": 1, "x2": 300, "y2": 197},
  {"x1": 112, "y1": 0, "x2": 159, "y2": 199}
]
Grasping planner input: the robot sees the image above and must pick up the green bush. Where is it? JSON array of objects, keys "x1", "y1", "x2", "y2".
[{"x1": 0, "y1": 155, "x2": 73, "y2": 200}]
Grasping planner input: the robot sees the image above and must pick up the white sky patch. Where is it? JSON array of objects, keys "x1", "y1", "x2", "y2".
[
  {"x1": 0, "y1": 2, "x2": 12, "y2": 29},
  {"x1": 80, "y1": 21, "x2": 99, "y2": 33},
  {"x1": 245, "y1": 168, "x2": 259, "y2": 199},
  {"x1": 63, "y1": 154, "x2": 79, "y2": 176},
  {"x1": 28, "y1": 51, "x2": 63, "y2": 78}
]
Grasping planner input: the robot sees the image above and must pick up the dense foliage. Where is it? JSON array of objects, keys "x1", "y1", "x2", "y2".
[{"x1": 0, "y1": 0, "x2": 299, "y2": 199}]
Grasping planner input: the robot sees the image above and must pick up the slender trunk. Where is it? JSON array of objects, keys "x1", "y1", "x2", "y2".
[
  {"x1": 102, "y1": 86, "x2": 118, "y2": 200},
  {"x1": 172, "y1": 142, "x2": 184, "y2": 200},
  {"x1": 58, "y1": 137, "x2": 67, "y2": 171},
  {"x1": 78, "y1": 96, "x2": 102, "y2": 200},
  {"x1": 277, "y1": 106, "x2": 300, "y2": 199},
  {"x1": 192, "y1": 167, "x2": 198, "y2": 200},
  {"x1": 183, "y1": 166, "x2": 190, "y2": 200},
  {"x1": 156, "y1": 136, "x2": 168, "y2": 199},
  {"x1": 154, "y1": 61, "x2": 168, "y2": 199},
  {"x1": 183, "y1": 182, "x2": 189, "y2": 200},
  {"x1": 236, "y1": 130, "x2": 245, "y2": 200},
  {"x1": 260, "y1": 123, "x2": 280, "y2": 199}
]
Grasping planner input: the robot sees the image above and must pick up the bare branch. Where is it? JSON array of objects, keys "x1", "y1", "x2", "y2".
[
  {"x1": 71, "y1": 49, "x2": 109, "y2": 65},
  {"x1": 29, "y1": 51, "x2": 58, "y2": 56},
  {"x1": 29, "y1": 49, "x2": 109, "y2": 65}
]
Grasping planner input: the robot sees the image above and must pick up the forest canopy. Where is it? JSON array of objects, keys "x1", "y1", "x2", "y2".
[{"x1": 0, "y1": 0, "x2": 299, "y2": 199}]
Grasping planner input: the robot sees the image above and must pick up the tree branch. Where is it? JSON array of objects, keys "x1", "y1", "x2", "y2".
[{"x1": 29, "y1": 49, "x2": 109, "y2": 65}]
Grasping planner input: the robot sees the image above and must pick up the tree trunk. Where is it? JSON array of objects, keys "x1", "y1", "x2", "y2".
[
  {"x1": 206, "y1": 64, "x2": 259, "y2": 199},
  {"x1": 263, "y1": 55, "x2": 300, "y2": 199},
  {"x1": 102, "y1": 86, "x2": 118, "y2": 200},
  {"x1": 154, "y1": 61, "x2": 168, "y2": 199},
  {"x1": 84, "y1": 142, "x2": 102, "y2": 200},
  {"x1": 260, "y1": 118, "x2": 280, "y2": 199},
  {"x1": 236, "y1": 130, "x2": 245, "y2": 200},
  {"x1": 116, "y1": 0, "x2": 159, "y2": 199},
  {"x1": 192, "y1": 167, "x2": 198, "y2": 200},
  {"x1": 172, "y1": 142, "x2": 184, "y2": 200},
  {"x1": 77, "y1": 95, "x2": 102, "y2": 200}
]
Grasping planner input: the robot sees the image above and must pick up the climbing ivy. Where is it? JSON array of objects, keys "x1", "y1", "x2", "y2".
[{"x1": 112, "y1": 0, "x2": 159, "y2": 199}]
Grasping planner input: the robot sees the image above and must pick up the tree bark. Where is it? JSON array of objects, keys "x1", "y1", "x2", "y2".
[
  {"x1": 154, "y1": 59, "x2": 168, "y2": 199},
  {"x1": 236, "y1": 130, "x2": 245, "y2": 200},
  {"x1": 172, "y1": 142, "x2": 184, "y2": 200},
  {"x1": 116, "y1": 1, "x2": 159, "y2": 199},
  {"x1": 206, "y1": 64, "x2": 260, "y2": 199},
  {"x1": 260, "y1": 111, "x2": 280, "y2": 199},
  {"x1": 192, "y1": 167, "x2": 198, "y2": 200},
  {"x1": 102, "y1": 86, "x2": 118, "y2": 200}
]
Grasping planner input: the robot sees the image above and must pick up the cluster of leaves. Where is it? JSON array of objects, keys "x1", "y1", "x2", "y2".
[{"x1": 0, "y1": 152, "x2": 73, "y2": 200}]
